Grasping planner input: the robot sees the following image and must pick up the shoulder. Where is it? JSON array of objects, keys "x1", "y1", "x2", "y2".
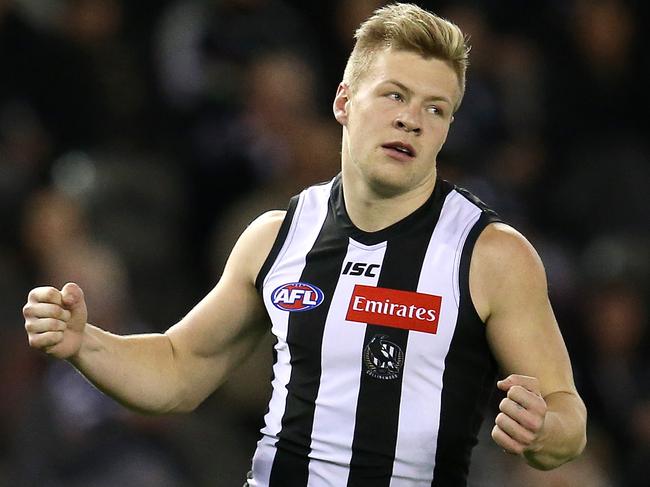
[
  {"x1": 237, "y1": 210, "x2": 287, "y2": 256},
  {"x1": 474, "y1": 223, "x2": 543, "y2": 271},
  {"x1": 470, "y1": 222, "x2": 548, "y2": 321},
  {"x1": 225, "y1": 210, "x2": 287, "y2": 284},
  {"x1": 248, "y1": 210, "x2": 287, "y2": 235}
]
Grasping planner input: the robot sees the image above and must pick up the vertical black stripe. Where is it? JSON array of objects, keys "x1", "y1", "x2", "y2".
[
  {"x1": 255, "y1": 195, "x2": 300, "y2": 292},
  {"x1": 269, "y1": 206, "x2": 349, "y2": 487},
  {"x1": 347, "y1": 204, "x2": 444, "y2": 487},
  {"x1": 432, "y1": 212, "x2": 500, "y2": 487}
]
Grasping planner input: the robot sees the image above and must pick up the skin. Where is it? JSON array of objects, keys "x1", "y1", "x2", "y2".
[
  {"x1": 23, "y1": 47, "x2": 585, "y2": 470},
  {"x1": 334, "y1": 50, "x2": 458, "y2": 231}
]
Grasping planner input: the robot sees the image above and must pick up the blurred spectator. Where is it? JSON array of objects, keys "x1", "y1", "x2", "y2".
[
  {"x1": 468, "y1": 422, "x2": 614, "y2": 486},
  {"x1": 53, "y1": 0, "x2": 152, "y2": 146},
  {"x1": 437, "y1": 4, "x2": 507, "y2": 172},
  {"x1": 575, "y1": 279, "x2": 650, "y2": 484},
  {"x1": 507, "y1": 443, "x2": 614, "y2": 487},
  {"x1": 290, "y1": 0, "x2": 386, "y2": 107},
  {"x1": 8, "y1": 186, "x2": 196, "y2": 486},
  {"x1": 154, "y1": 0, "x2": 317, "y2": 280},
  {"x1": 156, "y1": 0, "x2": 312, "y2": 112},
  {"x1": 207, "y1": 48, "x2": 338, "y2": 263}
]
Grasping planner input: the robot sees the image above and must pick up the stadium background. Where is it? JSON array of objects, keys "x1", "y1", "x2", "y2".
[{"x1": 1, "y1": 0, "x2": 648, "y2": 485}]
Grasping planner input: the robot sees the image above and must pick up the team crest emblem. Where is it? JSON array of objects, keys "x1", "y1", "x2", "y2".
[
  {"x1": 364, "y1": 334, "x2": 404, "y2": 380},
  {"x1": 272, "y1": 282, "x2": 324, "y2": 312}
]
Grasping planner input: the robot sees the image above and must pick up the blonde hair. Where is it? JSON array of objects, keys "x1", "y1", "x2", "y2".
[{"x1": 343, "y1": 3, "x2": 470, "y2": 112}]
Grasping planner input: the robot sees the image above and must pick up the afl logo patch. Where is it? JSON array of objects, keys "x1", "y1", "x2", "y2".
[
  {"x1": 364, "y1": 334, "x2": 404, "y2": 380},
  {"x1": 272, "y1": 282, "x2": 324, "y2": 312}
]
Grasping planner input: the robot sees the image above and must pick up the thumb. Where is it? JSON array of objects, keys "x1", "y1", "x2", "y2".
[{"x1": 61, "y1": 282, "x2": 86, "y2": 313}]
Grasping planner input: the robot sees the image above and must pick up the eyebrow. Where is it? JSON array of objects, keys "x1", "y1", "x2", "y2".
[{"x1": 383, "y1": 80, "x2": 452, "y2": 106}]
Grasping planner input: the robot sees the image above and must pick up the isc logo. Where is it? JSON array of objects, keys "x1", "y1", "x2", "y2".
[
  {"x1": 272, "y1": 282, "x2": 324, "y2": 312},
  {"x1": 342, "y1": 261, "x2": 381, "y2": 278}
]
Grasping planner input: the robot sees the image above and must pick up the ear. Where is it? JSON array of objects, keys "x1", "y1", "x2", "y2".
[{"x1": 333, "y1": 82, "x2": 351, "y2": 126}]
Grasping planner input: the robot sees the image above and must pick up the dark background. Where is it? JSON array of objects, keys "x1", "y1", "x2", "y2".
[{"x1": 1, "y1": 0, "x2": 648, "y2": 485}]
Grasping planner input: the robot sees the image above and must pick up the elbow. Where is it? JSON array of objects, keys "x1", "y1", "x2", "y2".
[
  {"x1": 162, "y1": 391, "x2": 202, "y2": 414},
  {"x1": 174, "y1": 395, "x2": 204, "y2": 414},
  {"x1": 572, "y1": 397, "x2": 588, "y2": 459},
  {"x1": 526, "y1": 406, "x2": 588, "y2": 470},
  {"x1": 168, "y1": 402, "x2": 198, "y2": 414},
  {"x1": 576, "y1": 423, "x2": 588, "y2": 457}
]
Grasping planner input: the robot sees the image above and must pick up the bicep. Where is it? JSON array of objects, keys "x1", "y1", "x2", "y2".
[
  {"x1": 164, "y1": 211, "x2": 285, "y2": 403},
  {"x1": 473, "y1": 224, "x2": 578, "y2": 397},
  {"x1": 167, "y1": 271, "x2": 267, "y2": 377}
]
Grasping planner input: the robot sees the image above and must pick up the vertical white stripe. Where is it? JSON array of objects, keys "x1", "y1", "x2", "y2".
[
  {"x1": 307, "y1": 239, "x2": 387, "y2": 487},
  {"x1": 390, "y1": 191, "x2": 481, "y2": 485},
  {"x1": 250, "y1": 180, "x2": 334, "y2": 487}
]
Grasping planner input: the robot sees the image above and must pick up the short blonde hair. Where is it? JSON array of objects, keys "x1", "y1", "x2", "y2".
[{"x1": 343, "y1": 3, "x2": 470, "y2": 112}]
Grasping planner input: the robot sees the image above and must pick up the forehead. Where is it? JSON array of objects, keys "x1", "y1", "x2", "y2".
[{"x1": 361, "y1": 49, "x2": 459, "y2": 101}]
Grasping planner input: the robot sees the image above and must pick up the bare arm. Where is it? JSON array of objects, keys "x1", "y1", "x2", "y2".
[
  {"x1": 470, "y1": 223, "x2": 587, "y2": 469},
  {"x1": 23, "y1": 211, "x2": 286, "y2": 414}
]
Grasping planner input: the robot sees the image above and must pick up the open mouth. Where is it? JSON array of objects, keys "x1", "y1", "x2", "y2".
[{"x1": 382, "y1": 141, "x2": 416, "y2": 158}]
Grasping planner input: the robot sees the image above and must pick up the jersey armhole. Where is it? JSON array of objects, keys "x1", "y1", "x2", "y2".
[
  {"x1": 458, "y1": 211, "x2": 503, "y2": 325},
  {"x1": 254, "y1": 195, "x2": 300, "y2": 293}
]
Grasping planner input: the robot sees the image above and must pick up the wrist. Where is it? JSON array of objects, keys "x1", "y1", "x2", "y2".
[{"x1": 67, "y1": 322, "x2": 99, "y2": 366}]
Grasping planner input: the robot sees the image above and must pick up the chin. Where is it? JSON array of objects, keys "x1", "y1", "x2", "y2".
[{"x1": 366, "y1": 171, "x2": 414, "y2": 197}]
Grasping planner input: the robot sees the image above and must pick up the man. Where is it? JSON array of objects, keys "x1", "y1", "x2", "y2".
[{"x1": 23, "y1": 3, "x2": 586, "y2": 486}]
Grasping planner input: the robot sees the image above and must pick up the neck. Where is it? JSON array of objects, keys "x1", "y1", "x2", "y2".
[{"x1": 341, "y1": 168, "x2": 437, "y2": 232}]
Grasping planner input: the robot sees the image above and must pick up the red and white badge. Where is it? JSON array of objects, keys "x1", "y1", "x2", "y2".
[{"x1": 346, "y1": 284, "x2": 442, "y2": 334}]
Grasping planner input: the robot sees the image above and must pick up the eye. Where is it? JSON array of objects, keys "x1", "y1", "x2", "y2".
[
  {"x1": 426, "y1": 105, "x2": 442, "y2": 115},
  {"x1": 387, "y1": 92, "x2": 403, "y2": 102}
]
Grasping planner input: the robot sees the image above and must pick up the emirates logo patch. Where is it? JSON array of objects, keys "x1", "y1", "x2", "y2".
[{"x1": 346, "y1": 285, "x2": 442, "y2": 334}]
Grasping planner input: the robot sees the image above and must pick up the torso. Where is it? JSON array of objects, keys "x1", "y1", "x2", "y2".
[{"x1": 249, "y1": 174, "x2": 501, "y2": 487}]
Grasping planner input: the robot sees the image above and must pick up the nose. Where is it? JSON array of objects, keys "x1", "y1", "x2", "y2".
[{"x1": 393, "y1": 109, "x2": 422, "y2": 135}]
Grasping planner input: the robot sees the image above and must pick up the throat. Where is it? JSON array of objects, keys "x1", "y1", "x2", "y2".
[{"x1": 342, "y1": 177, "x2": 437, "y2": 232}]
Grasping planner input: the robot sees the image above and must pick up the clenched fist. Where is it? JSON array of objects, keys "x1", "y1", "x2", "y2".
[
  {"x1": 492, "y1": 374, "x2": 548, "y2": 456},
  {"x1": 23, "y1": 282, "x2": 88, "y2": 360}
]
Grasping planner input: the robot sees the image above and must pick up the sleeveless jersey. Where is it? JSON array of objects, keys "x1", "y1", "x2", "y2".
[{"x1": 250, "y1": 174, "x2": 501, "y2": 487}]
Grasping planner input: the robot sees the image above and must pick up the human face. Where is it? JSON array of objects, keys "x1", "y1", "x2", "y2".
[{"x1": 334, "y1": 49, "x2": 459, "y2": 198}]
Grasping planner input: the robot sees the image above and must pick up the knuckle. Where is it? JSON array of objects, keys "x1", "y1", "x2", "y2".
[
  {"x1": 22, "y1": 303, "x2": 34, "y2": 318},
  {"x1": 32, "y1": 286, "x2": 59, "y2": 303},
  {"x1": 531, "y1": 416, "x2": 544, "y2": 432},
  {"x1": 55, "y1": 306, "x2": 66, "y2": 320},
  {"x1": 509, "y1": 385, "x2": 524, "y2": 395},
  {"x1": 44, "y1": 288, "x2": 59, "y2": 302},
  {"x1": 522, "y1": 414, "x2": 542, "y2": 432},
  {"x1": 520, "y1": 429, "x2": 535, "y2": 445},
  {"x1": 538, "y1": 400, "x2": 548, "y2": 414},
  {"x1": 61, "y1": 308, "x2": 72, "y2": 321},
  {"x1": 45, "y1": 318, "x2": 63, "y2": 331}
]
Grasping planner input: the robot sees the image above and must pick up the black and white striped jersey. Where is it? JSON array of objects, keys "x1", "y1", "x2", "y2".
[{"x1": 250, "y1": 174, "x2": 501, "y2": 487}]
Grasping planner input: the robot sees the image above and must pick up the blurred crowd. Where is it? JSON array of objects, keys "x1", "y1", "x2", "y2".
[{"x1": 0, "y1": 0, "x2": 648, "y2": 486}]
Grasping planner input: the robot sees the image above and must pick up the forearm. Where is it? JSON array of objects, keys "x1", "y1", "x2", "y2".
[
  {"x1": 524, "y1": 391, "x2": 587, "y2": 470},
  {"x1": 68, "y1": 324, "x2": 189, "y2": 414}
]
